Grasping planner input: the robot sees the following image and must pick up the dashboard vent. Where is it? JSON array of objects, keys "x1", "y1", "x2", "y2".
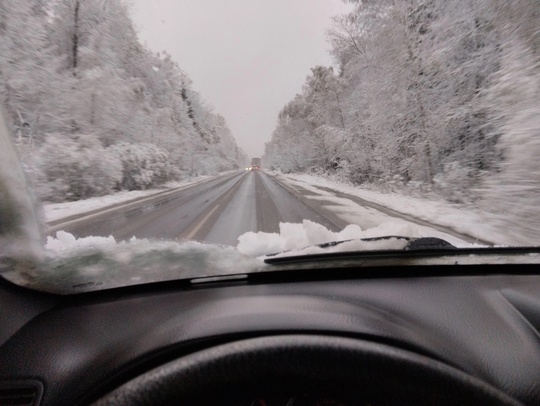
[{"x1": 0, "y1": 381, "x2": 43, "y2": 406}]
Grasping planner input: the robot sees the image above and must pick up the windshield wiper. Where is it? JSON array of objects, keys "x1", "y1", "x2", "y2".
[
  {"x1": 404, "y1": 237, "x2": 457, "y2": 250},
  {"x1": 265, "y1": 236, "x2": 456, "y2": 259},
  {"x1": 263, "y1": 236, "x2": 463, "y2": 265},
  {"x1": 319, "y1": 236, "x2": 457, "y2": 251},
  {"x1": 263, "y1": 236, "x2": 540, "y2": 266}
]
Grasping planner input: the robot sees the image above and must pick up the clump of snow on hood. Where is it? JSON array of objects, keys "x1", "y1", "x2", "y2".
[
  {"x1": 45, "y1": 230, "x2": 116, "y2": 250},
  {"x1": 6, "y1": 231, "x2": 265, "y2": 294},
  {"x1": 27, "y1": 220, "x2": 423, "y2": 293},
  {"x1": 237, "y1": 220, "x2": 417, "y2": 257}
]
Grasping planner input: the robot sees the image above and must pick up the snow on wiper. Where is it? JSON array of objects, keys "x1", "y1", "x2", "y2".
[
  {"x1": 404, "y1": 237, "x2": 457, "y2": 251},
  {"x1": 317, "y1": 236, "x2": 456, "y2": 251},
  {"x1": 264, "y1": 236, "x2": 456, "y2": 262},
  {"x1": 7, "y1": 231, "x2": 265, "y2": 294},
  {"x1": 235, "y1": 219, "x2": 464, "y2": 260}
]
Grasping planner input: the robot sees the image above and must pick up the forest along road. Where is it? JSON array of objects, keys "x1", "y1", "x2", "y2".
[{"x1": 49, "y1": 171, "x2": 341, "y2": 246}]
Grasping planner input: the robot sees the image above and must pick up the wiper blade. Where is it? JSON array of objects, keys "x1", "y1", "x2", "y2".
[
  {"x1": 319, "y1": 236, "x2": 456, "y2": 251},
  {"x1": 315, "y1": 235, "x2": 411, "y2": 249},
  {"x1": 266, "y1": 236, "x2": 455, "y2": 257},
  {"x1": 264, "y1": 246, "x2": 540, "y2": 268},
  {"x1": 405, "y1": 237, "x2": 457, "y2": 251},
  {"x1": 264, "y1": 236, "x2": 457, "y2": 265}
]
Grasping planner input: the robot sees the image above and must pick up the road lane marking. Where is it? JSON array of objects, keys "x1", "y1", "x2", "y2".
[
  {"x1": 184, "y1": 204, "x2": 221, "y2": 240},
  {"x1": 47, "y1": 171, "x2": 246, "y2": 233},
  {"x1": 181, "y1": 179, "x2": 243, "y2": 240}
]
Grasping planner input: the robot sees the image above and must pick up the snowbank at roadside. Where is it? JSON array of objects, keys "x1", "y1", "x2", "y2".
[
  {"x1": 42, "y1": 173, "x2": 231, "y2": 223},
  {"x1": 274, "y1": 172, "x2": 510, "y2": 246}
]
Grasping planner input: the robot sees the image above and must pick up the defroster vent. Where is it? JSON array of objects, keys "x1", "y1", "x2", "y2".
[{"x1": 0, "y1": 381, "x2": 43, "y2": 406}]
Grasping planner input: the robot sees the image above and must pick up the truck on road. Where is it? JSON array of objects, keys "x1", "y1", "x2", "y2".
[{"x1": 250, "y1": 157, "x2": 261, "y2": 170}]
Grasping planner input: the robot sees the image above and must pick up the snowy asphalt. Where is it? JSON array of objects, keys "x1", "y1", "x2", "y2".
[
  {"x1": 53, "y1": 171, "x2": 342, "y2": 245},
  {"x1": 48, "y1": 170, "x2": 488, "y2": 247}
]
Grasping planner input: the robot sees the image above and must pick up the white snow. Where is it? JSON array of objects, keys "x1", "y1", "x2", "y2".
[
  {"x1": 237, "y1": 220, "x2": 411, "y2": 257},
  {"x1": 13, "y1": 213, "x2": 534, "y2": 294},
  {"x1": 29, "y1": 230, "x2": 265, "y2": 294},
  {"x1": 44, "y1": 189, "x2": 166, "y2": 222},
  {"x1": 273, "y1": 172, "x2": 507, "y2": 245},
  {"x1": 46, "y1": 221, "x2": 416, "y2": 261},
  {"x1": 43, "y1": 175, "x2": 229, "y2": 223},
  {"x1": 40, "y1": 218, "x2": 462, "y2": 292},
  {"x1": 45, "y1": 230, "x2": 117, "y2": 250},
  {"x1": 14, "y1": 169, "x2": 513, "y2": 294}
]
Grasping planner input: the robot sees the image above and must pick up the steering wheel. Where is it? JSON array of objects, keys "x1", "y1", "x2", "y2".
[{"x1": 92, "y1": 335, "x2": 521, "y2": 405}]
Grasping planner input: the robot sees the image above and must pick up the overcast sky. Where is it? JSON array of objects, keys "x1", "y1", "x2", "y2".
[{"x1": 130, "y1": 0, "x2": 351, "y2": 158}]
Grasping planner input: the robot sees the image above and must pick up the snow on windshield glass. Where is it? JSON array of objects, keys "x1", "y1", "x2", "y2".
[{"x1": 1, "y1": 0, "x2": 539, "y2": 292}]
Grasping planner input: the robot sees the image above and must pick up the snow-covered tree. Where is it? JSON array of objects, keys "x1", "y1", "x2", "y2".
[
  {"x1": 266, "y1": 0, "x2": 502, "y2": 184},
  {"x1": 0, "y1": 0, "x2": 246, "y2": 202},
  {"x1": 480, "y1": 3, "x2": 540, "y2": 243},
  {"x1": 265, "y1": 0, "x2": 540, "y2": 240},
  {"x1": 34, "y1": 134, "x2": 122, "y2": 201}
]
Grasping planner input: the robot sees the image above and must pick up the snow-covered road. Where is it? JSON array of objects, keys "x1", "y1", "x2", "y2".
[
  {"x1": 48, "y1": 171, "x2": 340, "y2": 245},
  {"x1": 47, "y1": 170, "x2": 485, "y2": 247}
]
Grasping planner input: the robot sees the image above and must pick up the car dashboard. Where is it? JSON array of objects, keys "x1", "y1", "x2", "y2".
[{"x1": 1, "y1": 264, "x2": 540, "y2": 405}]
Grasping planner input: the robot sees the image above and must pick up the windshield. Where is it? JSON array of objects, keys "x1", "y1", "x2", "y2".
[{"x1": 1, "y1": 0, "x2": 539, "y2": 294}]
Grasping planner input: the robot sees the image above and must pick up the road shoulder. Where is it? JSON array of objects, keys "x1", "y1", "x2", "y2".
[
  {"x1": 270, "y1": 172, "x2": 495, "y2": 246},
  {"x1": 44, "y1": 172, "x2": 239, "y2": 229}
]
